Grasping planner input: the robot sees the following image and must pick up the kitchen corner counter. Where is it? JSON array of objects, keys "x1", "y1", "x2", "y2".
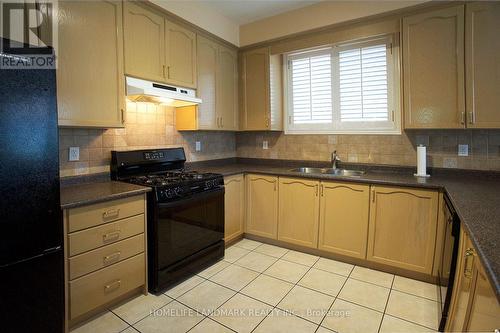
[
  {"x1": 189, "y1": 159, "x2": 500, "y2": 300},
  {"x1": 60, "y1": 180, "x2": 151, "y2": 209}
]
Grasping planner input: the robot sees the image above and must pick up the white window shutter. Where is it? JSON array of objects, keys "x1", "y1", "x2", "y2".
[
  {"x1": 338, "y1": 43, "x2": 389, "y2": 122},
  {"x1": 289, "y1": 50, "x2": 333, "y2": 124}
]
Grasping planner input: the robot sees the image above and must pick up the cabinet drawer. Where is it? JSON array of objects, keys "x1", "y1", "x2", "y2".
[
  {"x1": 68, "y1": 214, "x2": 144, "y2": 256},
  {"x1": 69, "y1": 234, "x2": 144, "y2": 280},
  {"x1": 69, "y1": 254, "x2": 145, "y2": 320},
  {"x1": 68, "y1": 195, "x2": 144, "y2": 232}
]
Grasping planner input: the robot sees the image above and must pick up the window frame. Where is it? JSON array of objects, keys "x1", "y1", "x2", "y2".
[{"x1": 284, "y1": 34, "x2": 401, "y2": 135}]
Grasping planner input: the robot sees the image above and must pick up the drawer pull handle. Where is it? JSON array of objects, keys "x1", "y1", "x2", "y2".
[
  {"x1": 103, "y1": 252, "x2": 121, "y2": 265},
  {"x1": 102, "y1": 231, "x2": 120, "y2": 243},
  {"x1": 104, "y1": 279, "x2": 121, "y2": 293},
  {"x1": 102, "y1": 209, "x2": 120, "y2": 219},
  {"x1": 464, "y1": 248, "x2": 475, "y2": 279}
]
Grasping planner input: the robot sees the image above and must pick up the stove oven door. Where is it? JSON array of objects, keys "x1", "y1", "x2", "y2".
[{"x1": 156, "y1": 188, "x2": 224, "y2": 270}]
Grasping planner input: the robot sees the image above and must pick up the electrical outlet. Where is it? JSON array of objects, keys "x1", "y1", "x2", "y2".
[
  {"x1": 262, "y1": 140, "x2": 269, "y2": 150},
  {"x1": 195, "y1": 141, "x2": 201, "y2": 152},
  {"x1": 69, "y1": 147, "x2": 80, "y2": 161},
  {"x1": 458, "y1": 144, "x2": 469, "y2": 156}
]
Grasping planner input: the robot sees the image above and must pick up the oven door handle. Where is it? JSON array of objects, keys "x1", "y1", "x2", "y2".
[{"x1": 157, "y1": 187, "x2": 224, "y2": 209}]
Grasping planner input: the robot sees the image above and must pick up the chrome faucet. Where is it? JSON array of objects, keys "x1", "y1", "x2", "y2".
[{"x1": 331, "y1": 150, "x2": 340, "y2": 169}]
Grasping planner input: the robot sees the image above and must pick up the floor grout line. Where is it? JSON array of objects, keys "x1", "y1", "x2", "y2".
[
  {"x1": 315, "y1": 262, "x2": 355, "y2": 332},
  {"x1": 377, "y1": 274, "x2": 395, "y2": 333}
]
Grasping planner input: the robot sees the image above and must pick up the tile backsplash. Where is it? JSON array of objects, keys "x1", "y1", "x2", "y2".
[
  {"x1": 236, "y1": 130, "x2": 500, "y2": 171},
  {"x1": 58, "y1": 102, "x2": 236, "y2": 177},
  {"x1": 59, "y1": 103, "x2": 500, "y2": 177}
]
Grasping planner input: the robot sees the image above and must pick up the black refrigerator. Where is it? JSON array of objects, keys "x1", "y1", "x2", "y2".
[{"x1": 0, "y1": 38, "x2": 64, "y2": 333}]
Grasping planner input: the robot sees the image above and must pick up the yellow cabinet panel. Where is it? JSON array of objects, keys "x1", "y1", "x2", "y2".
[
  {"x1": 123, "y1": 1, "x2": 165, "y2": 83},
  {"x1": 240, "y1": 47, "x2": 270, "y2": 130},
  {"x1": 245, "y1": 174, "x2": 278, "y2": 239},
  {"x1": 196, "y1": 35, "x2": 218, "y2": 129},
  {"x1": 403, "y1": 6, "x2": 465, "y2": 129},
  {"x1": 465, "y1": 2, "x2": 500, "y2": 128},
  {"x1": 217, "y1": 45, "x2": 239, "y2": 130},
  {"x1": 318, "y1": 182, "x2": 369, "y2": 259},
  {"x1": 367, "y1": 186, "x2": 438, "y2": 273},
  {"x1": 278, "y1": 177, "x2": 320, "y2": 248},
  {"x1": 224, "y1": 174, "x2": 245, "y2": 243},
  {"x1": 165, "y1": 20, "x2": 197, "y2": 88},
  {"x1": 446, "y1": 230, "x2": 475, "y2": 332},
  {"x1": 57, "y1": 0, "x2": 124, "y2": 127},
  {"x1": 466, "y1": 260, "x2": 500, "y2": 331}
]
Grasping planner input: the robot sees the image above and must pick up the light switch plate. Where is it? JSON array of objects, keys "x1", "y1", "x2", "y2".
[
  {"x1": 195, "y1": 141, "x2": 201, "y2": 152},
  {"x1": 458, "y1": 144, "x2": 469, "y2": 156},
  {"x1": 69, "y1": 147, "x2": 80, "y2": 161},
  {"x1": 262, "y1": 141, "x2": 269, "y2": 150}
]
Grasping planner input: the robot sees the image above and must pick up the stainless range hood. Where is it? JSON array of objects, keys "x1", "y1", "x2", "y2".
[{"x1": 126, "y1": 76, "x2": 202, "y2": 107}]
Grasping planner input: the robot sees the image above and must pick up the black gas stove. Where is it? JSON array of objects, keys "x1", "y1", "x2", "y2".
[
  {"x1": 111, "y1": 148, "x2": 225, "y2": 293},
  {"x1": 126, "y1": 171, "x2": 224, "y2": 202}
]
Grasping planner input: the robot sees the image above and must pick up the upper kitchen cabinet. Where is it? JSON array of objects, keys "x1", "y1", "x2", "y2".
[
  {"x1": 194, "y1": 35, "x2": 218, "y2": 129},
  {"x1": 367, "y1": 186, "x2": 438, "y2": 274},
  {"x1": 123, "y1": 2, "x2": 197, "y2": 88},
  {"x1": 57, "y1": 0, "x2": 125, "y2": 127},
  {"x1": 239, "y1": 47, "x2": 283, "y2": 131},
  {"x1": 217, "y1": 45, "x2": 239, "y2": 130},
  {"x1": 465, "y1": 2, "x2": 500, "y2": 128},
  {"x1": 402, "y1": 5, "x2": 465, "y2": 129},
  {"x1": 165, "y1": 21, "x2": 197, "y2": 88},
  {"x1": 123, "y1": 1, "x2": 165, "y2": 83},
  {"x1": 176, "y1": 36, "x2": 238, "y2": 131}
]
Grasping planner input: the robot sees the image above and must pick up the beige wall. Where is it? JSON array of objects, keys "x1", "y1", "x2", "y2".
[
  {"x1": 236, "y1": 130, "x2": 500, "y2": 171},
  {"x1": 239, "y1": 0, "x2": 426, "y2": 46},
  {"x1": 152, "y1": 0, "x2": 240, "y2": 46},
  {"x1": 58, "y1": 102, "x2": 236, "y2": 177}
]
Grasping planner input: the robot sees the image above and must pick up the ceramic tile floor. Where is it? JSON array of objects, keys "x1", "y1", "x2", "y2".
[{"x1": 71, "y1": 238, "x2": 441, "y2": 333}]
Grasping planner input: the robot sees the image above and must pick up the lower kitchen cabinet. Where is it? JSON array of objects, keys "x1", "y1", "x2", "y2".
[
  {"x1": 64, "y1": 195, "x2": 147, "y2": 328},
  {"x1": 367, "y1": 186, "x2": 438, "y2": 274},
  {"x1": 245, "y1": 174, "x2": 278, "y2": 239},
  {"x1": 318, "y1": 182, "x2": 370, "y2": 259},
  {"x1": 224, "y1": 174, "x2": 245, "y2": 243},
  {"x1": 278, "y1": 178, "x2": 320, "y2": 248},
  {"x1": 446, "y1": 229, "x2": 500, "y2": 331}
]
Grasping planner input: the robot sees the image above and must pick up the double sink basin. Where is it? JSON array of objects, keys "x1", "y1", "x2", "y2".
[{"x1": 291, "y1": 167, "x2": 365, "y2": 177}]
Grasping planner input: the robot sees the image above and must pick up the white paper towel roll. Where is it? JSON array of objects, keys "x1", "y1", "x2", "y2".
[{"x1": 415, "y1": 145, "x2": 429, "y2": 177}]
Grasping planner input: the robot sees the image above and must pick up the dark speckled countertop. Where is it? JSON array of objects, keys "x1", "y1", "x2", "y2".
[
  {"x1": 188, "y1": 158, "x2": 500, "y2": 300},
  {"x1": 60, "y1": 180, "x2": 151, "y2": 209}
]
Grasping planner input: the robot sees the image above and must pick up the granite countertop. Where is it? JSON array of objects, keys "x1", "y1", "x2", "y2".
[
  {"x1": 189, "y1": 159, "x2": 500, "y2": 300},
  {"x1": 60, "y1": 180, "x2": 151, "y2": 209}
]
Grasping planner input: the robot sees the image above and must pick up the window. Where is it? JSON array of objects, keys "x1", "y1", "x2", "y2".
[{"x1": 285, "y1": 35, "x2": 400, "y2": 134}]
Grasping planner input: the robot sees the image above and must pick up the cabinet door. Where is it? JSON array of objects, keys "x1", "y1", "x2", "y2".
[
  {"x1": 278, "y1": 178, "x2": 320, "y2": 248},
  {"x1": 318, "y1": 182, "x2": 369, "y2": 259},
  {"x1": 446, "y1": 231, "x2": 476, "y2": 332},
  {"x1": 224, "y1": 174, "x2": 245, "y2": 243},
  {"x1": 240, "y1": 47, "x2": 270, "y2": 130},
  {"x1": 465, "y1": 2, "x2": 500, "y2": 128},
  {"x1": 466, "y1": 260, "x2": 500, "y2": 331},
  {"x1": 57, "y1": 0, "x2": 124, "y2": 127},
  {"x1": 403, "y1": 6, "x2": 465, "y2": 129},
  {"x1": 367, "y1": 186, "x2": 438, "y2": 273},
  {"x1": 245, "y1": 174, "x2": 278, "y2": 239},
  {"x1": 165, "y1": 20, "x2": 197, "y2": 88},
  {"x1": 123, "y1": 1, "x2": 165, "y2": 83},
  {"x1": 196, "y1": 35, "x2": 218, "y2": 129},
  {"x1": 217, "y1": 45, "x2": 239, "y2": 130}
]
